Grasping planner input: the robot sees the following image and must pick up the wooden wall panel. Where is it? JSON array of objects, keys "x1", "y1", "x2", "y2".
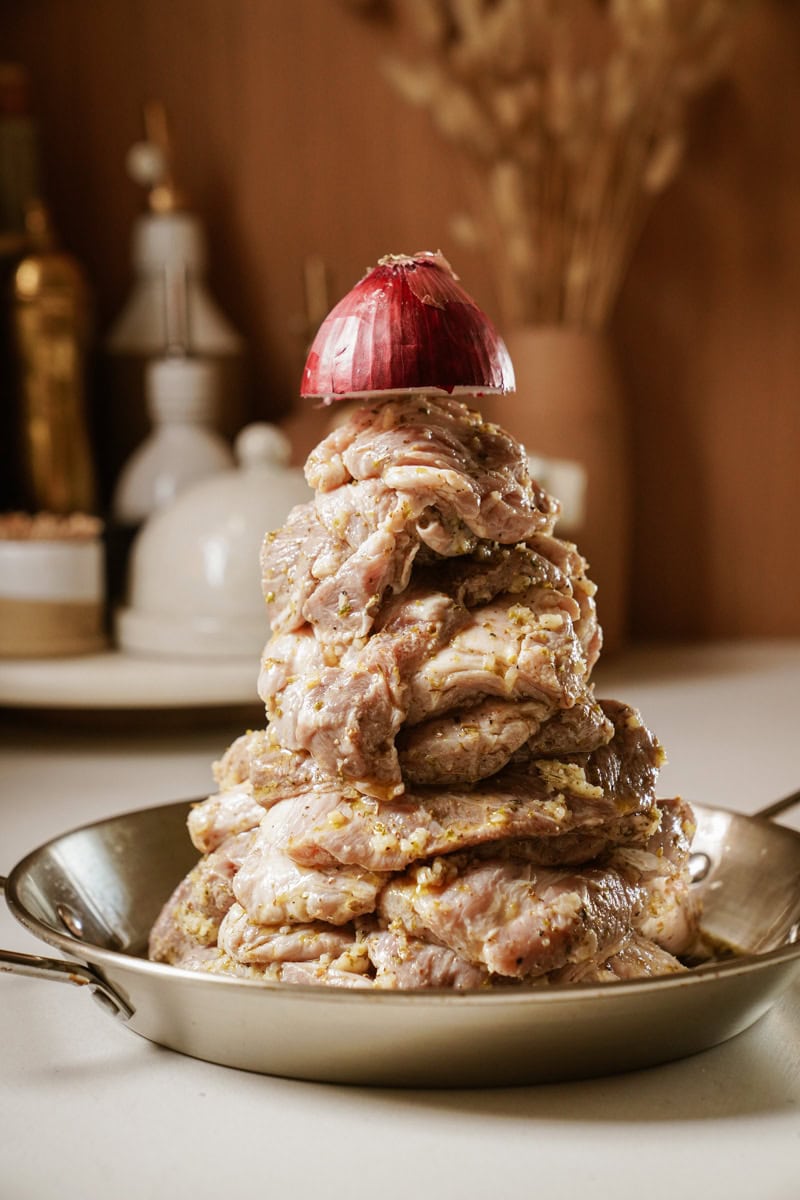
[
  {"x1": 2, "y1": 0, "x2": 799, "y2": 640},
  {"x1": 612, "y1": 2, "x2": 800, "y2": 638}
]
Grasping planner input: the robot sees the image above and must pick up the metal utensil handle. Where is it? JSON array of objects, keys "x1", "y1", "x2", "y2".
[
  {"x1": 0, "y1": 946, "x2": 133, "y2": 1019},
  {"x1": 755, "y1": 787, "x2": 800, "y2": 822},
  {"x1": 0, "y1": 877, "x2": 132, "y2": 1020}
]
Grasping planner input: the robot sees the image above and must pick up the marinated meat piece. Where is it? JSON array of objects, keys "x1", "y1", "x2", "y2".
[
  {"x1": 640, "y1": 793, "x2": 696, "y2": 862},
  {"x1": 523, "y1": 696, "x2": 614, "y2": 758},
  {"x1": 465, "y1": 806, "x2": 661, "y2": 868},
  {"x1": 187, "y1": 927, "x2": 684, "y2": 989},
  {"x1": 415, "y1": 541, "x2": 573, "y2": 608},
  {"x1": 548, "y1": 935, "x2": 687, "y2": 983},
  {"x1": 636, "y1": 872, "x2": 698, "y2": 956},
  {"x1": 305, "y1": 395, "x2": 556, "y2": 543},
  {"x1": 608, "y1": 796, "x2": 698, "y2": 955},
  {"x1": 306, "y1": 484, "x2": 425, "y2": 642},
  {"x1": 279, "y1": 960, "x2": 374, "y2": 988},
  {"x1": 398, "y1": 694, "x2": 612, "y2": 786},
  {"x1": 312, "y1": 477, "x2": 414, "y2": 555},
  {"x1": 379, "y1": 855, "x2": 644, "y2": 978},
  {"x1": 212, "y1": 730, "x2": 266, "y2": 791},
  {"x1": 602, "y1": 936, "x2": 687, "y2": 979},
  {"x1": 259, "y1": 581, "x2": 598, "y2": 796},
  {"x1": 259, "y1": 533, "x2": 592, "y2": 704},
  {"x1": 274, "y1": 772, "x2": 658, "y2": 874},
  {"x1": 365, "y1": 926, "x2": 685, "y2": 990},
  {"x1": 402, "y1": 586, "x2": 592, "y2": 724},
  {"x1": 522, "y1": 533, "x2": 602, "y2": 669},
  {"x1": 262, "y1": 396, "x2": 563, "y2": 652},
  {"x1": 187, "y1": 785, "x2": 266, "y2": 855},
  {"x1": 398, "y1": 697, "x2": 553, "y2": 786},
  {"x1": 264, "y1": 396, "x2": 559, "y2": 647},
  {"x1": 169, "y1": 945, "x2": 238, "y2": 973},
  {"x1": 254, "y1": 710, "x2": 663, "y2": 872},
  {"x1": 270, "y1": 661, "x2": 404, "y2": 799},
  {"x1": 249, "y1": 739, "x2": 350, "y2": 806},
  {"x1": 233, "y1": 811, "x2": 387, "y2": 926},
  {"x1": 577, "y1": 700, "x2": 665, "y2": 811},
  {"x1": 218, "y1": 903, "x2": 358, "y2": 965},
  {"x1": 260, "y1": 502, "x2": 340, "y2": 635},
  {"x1": 179, "y1": 946, "x2": 373, "y2": 987},
  {"x1": 148, "y1": 831, "x2": 254, "y2": 965},
  {"x1": 368, "y1": 930, "x2": 490, "y2": 989},
  {"x1": 258, "y1": 626, "x2": 324, "y2": 705},
  {"x1": 607, "y1": 795, "x2": 695, "y2": 878},
  {"x1": 525, "y1": 532, "x2": 584, "y2": 577},
  {"x1": 259, "y1": 589, "x2": 470, "y2": 796},
  {"x1": 251, "y1": 729, "x2": 662, "y2": 854},
  {"x1": 571, "y1": 576, "x2": 603, "y2": 670}
]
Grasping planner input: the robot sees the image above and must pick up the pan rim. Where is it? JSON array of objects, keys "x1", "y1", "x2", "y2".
[{"x1": 6, "y1": 796, "x2": 800, "y2": 1006}]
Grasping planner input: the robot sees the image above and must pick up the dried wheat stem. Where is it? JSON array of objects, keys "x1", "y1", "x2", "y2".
[{"x1": 350, "y1": 0, "x2": 743, "y2": 331}]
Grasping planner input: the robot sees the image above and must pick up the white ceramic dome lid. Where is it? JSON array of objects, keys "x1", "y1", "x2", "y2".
[{"x1": 117, "y1": 423, "x2": 311, "y2": 658}]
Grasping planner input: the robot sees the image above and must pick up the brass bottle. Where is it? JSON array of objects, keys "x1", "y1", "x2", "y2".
[
  {"x1": 12, "y1": 200, "x2": 98, "y2": 514},
  {"x1": 0, "y1": 62, "x2": 41, "y2": 509}
]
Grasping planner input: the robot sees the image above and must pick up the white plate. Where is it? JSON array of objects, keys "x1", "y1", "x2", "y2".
[{"x1": 0, "y1": 651, "x2": 260, "y2": 711}]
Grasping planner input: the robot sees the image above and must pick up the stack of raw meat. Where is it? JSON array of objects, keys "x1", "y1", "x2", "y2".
[{"x1": 150, "y1": 395, "x2": 698, "y2": 988}]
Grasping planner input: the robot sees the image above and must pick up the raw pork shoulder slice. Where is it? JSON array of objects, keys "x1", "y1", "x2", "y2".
[
  {"x1": 610, "y1": 796, "x2": 698, "y2": 955},
  {"x1": 273, "y1": 776, "x2": 657, "y2": 874},
  {"x1": 258, "y1": 589, "x2": 470, "y2": 796},
  {"x1": 379, "y1": 855, "x2": 643, "y2": 979},
  {"x1": 232, "y1": 809, "x2": 387, "y2": 926},
  {"x1": 547, "y1": 935, "x2": 687, "y2": 983},
  {"x1": 245, "y1": 699, "x2": 663, "y2": 872},
  {"x1": 401, "y1": 585, "x2": 592, "y2": 723},
  {"x1": 558, "y1": 698, "x2": 665, "y2": 810},
  {"x1": 179, "y1": 944, "x2": 373, "y2": 987},
  {"x1": 305, "y1": 394, "x2": 556, "y2": 541},
  {"x1": 374, "y1": 798, "x2": 691, "y2": 980},
  {"x1": 148, "y1": 831, "x2": 254, "y2": 966},
  {"x1": 217, "y1": 904, "x2": 358, "y2": 965},
  {"x1": 187, "y1": 785, "x2": 266, "y2": 855},
  {"x1": 263, "y1": 396, "x2": 558, "y2": 647},
  {"x1": 397, "y1": 697, "x2": 554, "y2": 786},
  {"x1": 367, "y1": 930, "x2": 490, "y2": 989},
  {"x1": 212, "y1": 730, "x2": 265, "y2": 790},
  {"x1": 397, "y1": 693, "x2": 613, "y2": 786},
  {"x1": 259, "y1": 578, "x2": 600, "y2": 796},
  {"x1": 263, "y1": 483, "x2": 423, "y2": 645},
  {"x1": 249, "y1": 738, "x2": 348, "y2": 806}
]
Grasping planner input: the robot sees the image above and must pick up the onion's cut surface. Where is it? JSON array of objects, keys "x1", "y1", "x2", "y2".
[{"x1": 301, "y1": 252, "x2": 515, "y2": 401}]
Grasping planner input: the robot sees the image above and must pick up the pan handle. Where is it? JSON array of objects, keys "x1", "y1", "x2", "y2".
[
  {"x1": 0, "y1": 878, "x2": 133, "y2": 1021},
  {"x1": 754, "y1": 786, "x2": 800, "y2": 823}
]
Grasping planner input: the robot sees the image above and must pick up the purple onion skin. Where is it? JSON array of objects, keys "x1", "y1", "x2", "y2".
[{"x1": 301, "y1": 257, "x2": 515, "y2": 399}]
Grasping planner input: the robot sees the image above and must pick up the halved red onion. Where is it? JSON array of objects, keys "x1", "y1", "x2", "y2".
[{"x1": 301, "y1": 251, "x2": 515, "y2": 402}]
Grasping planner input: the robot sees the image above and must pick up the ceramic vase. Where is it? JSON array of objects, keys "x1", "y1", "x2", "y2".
[{"x1": 481, "y1": 325, "x2": 631, "y2": 653}]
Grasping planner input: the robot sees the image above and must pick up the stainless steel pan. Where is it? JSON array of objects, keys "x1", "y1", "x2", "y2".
[{"x1": 2, "y1": 793, "x2": 799, "y2": 1087}]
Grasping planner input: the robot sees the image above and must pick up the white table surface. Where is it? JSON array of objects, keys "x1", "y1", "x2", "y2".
[{"x1": 1, "y1": 640, "x2": 799, "y2": 1200}]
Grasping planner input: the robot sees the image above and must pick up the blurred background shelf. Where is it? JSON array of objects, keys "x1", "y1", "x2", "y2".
[{"x1": 0, "y1": 650, "x2": 260, "y2": 719}]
